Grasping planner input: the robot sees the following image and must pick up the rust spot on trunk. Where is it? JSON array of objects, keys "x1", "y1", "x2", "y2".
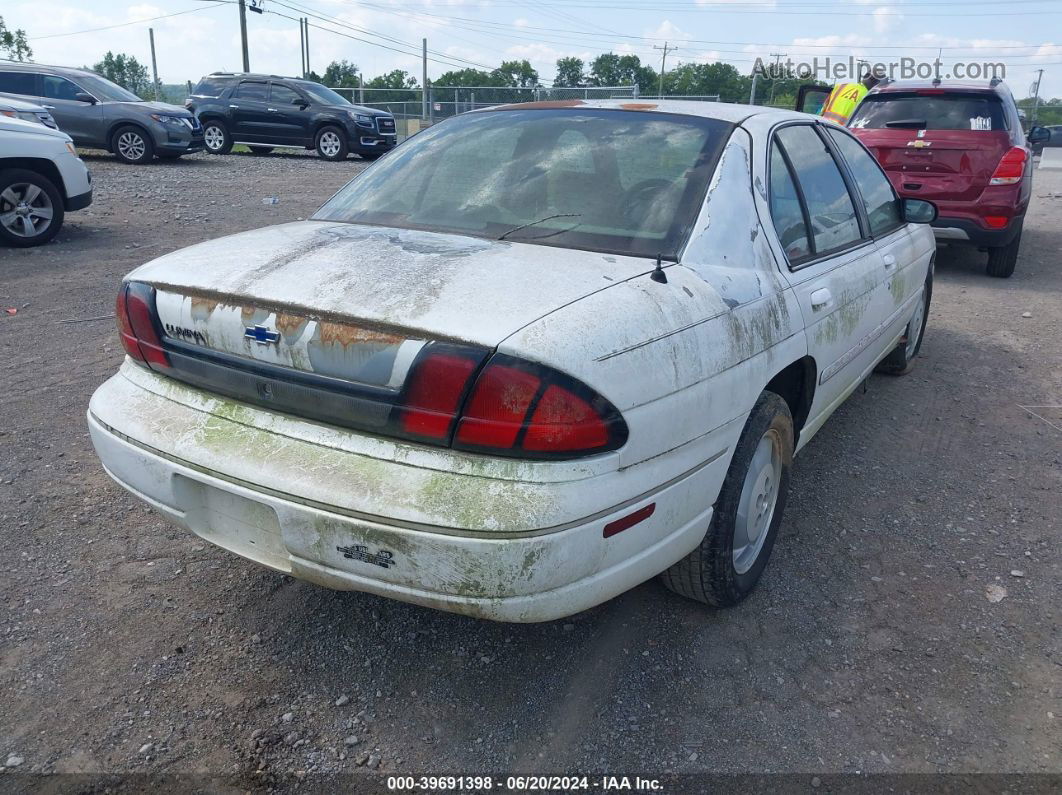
[
  {"x1": 274, "y1": 312, "x2": 309, "y2": 336},
  {"x1": 316, "y1": 322, "x2": 403, "y2": 347},
  {"x1": 495, "y1": 99, "x2": 586, "y2": 110},
  {"x1": 190, "y1": 297, "x2": 220, "y2": 315},
  {"x1": 619, "y1": 103, "x2": 658, "y2": 110}
]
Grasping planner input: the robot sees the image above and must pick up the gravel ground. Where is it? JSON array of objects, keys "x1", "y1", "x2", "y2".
[{"x1": 0, "y1": 149, "x2": 1059, "y2": 788}]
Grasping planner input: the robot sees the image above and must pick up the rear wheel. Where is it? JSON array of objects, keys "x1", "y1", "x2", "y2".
[
  {"x1": 315, "y1": 126, "x2": 348, "y2": 161},
  {"x1": 202, "y1": 121, "x2": 232, "y2": 155},
  {"x1": 112, "y1": 125, "x2": 154, "y2": 164},
  {"x1": 0, "y1": 168, "x2": 65, "y2": 248},
  {"x1": 660, "y1": 391, "x2": 794, "y2": 607},
  {"x1": 247, "y1": 146, "x2": 274, "y2": 156},
  {"x1": 875, "y1": 271, "x2": 932, "y2": 375},
  {"x1": 986, "y1": 223, "x2": 1022, "y2": 278}
]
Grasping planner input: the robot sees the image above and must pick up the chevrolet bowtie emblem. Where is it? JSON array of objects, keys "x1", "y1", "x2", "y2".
[
  {"x1": 244, "y1": 325, "x2": 281, "y2": 345},
  {"x1": 907, "y1": 140, "x2": 932, "y2": 148}
]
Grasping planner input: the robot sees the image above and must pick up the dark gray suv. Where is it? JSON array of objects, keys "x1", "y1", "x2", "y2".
[{"x1": 0, "y1": 63, "x2": 204, "y2": 164}]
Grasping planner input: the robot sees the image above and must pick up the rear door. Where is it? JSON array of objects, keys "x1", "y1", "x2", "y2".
[
  {"x1": 768, "y1": 122, "x2": 895, "y2": 423},
  {"x1": 848, "y1": 90, "x2": 1012, "y2": 201},
  {"x1": 40, "y1": 74, "x2": 104, "y2": 146},
  {"x1": 229, "y1": 80, "x2": 271, "y2": 142},
  {"x1": 266, "y1": 82, "x2": 311, "y2": 144},
  {"x1": 796, "y1": 84, "x2": 831, "y2": 116}
]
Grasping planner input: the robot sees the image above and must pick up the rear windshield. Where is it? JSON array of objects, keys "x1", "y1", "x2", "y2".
[
  {"x1": 192, "y1": 77, "x2": 230, "y2": 97},
  {"x1": 850, "y1": 92, "x2": 1008, "y2": 131},
  {"x1": 314, "y1": 108, "x2": 732, "y2": 260}
]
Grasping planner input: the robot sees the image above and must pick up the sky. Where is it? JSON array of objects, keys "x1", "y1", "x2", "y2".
[{"x1": 4, "y1": 0, "x2": 1061, "y2": 100}]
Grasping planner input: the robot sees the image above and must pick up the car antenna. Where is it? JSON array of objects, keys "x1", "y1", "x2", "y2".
[{"x1": 650, "y1": 253, "x2": 668, "y2": 284}]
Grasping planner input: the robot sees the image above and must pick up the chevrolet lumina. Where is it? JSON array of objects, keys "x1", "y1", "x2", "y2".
[{"x1": 88, "y1": 101, "x2": 937, "y2": 622}]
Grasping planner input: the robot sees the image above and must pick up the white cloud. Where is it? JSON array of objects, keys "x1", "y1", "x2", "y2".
[{"x1": 872, "y1": 7, "x2": 903, "y2": 34}]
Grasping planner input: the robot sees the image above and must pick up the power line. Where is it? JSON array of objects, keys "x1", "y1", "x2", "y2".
[{"x1": 27, "y1": 3, "x2": 229, "y2": 41}]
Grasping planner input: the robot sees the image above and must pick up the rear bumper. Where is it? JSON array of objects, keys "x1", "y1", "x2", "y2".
[
  {"x1": 86, "y1": 366, "x2": 729, "y2": 622},
  {"x1": 932, "y1": 216, "x2": 1023, "y2": 248}
]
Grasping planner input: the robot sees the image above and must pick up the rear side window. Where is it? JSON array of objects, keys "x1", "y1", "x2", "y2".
[
  {"x1": 769, "y1": 145, "x2": 811, "y2": 261},
  {"x1": 826, "y1": 128, "x2": 902, "y2": 237},
  {"x1": 775, "y1": 125, "x2": 863, "y2": 257},
  {"x1": 192, "y1": 77, "x2": 230, "y2": 97},
  {"x1": 850, "y1": 92, "x2": 1008, "y2": 131},
  {"x1": 235, "y1": 81, "x2": 268, "y2": 100},
  {"x1": 0, "y1": 71, "x2": 38, "y2": 96}
]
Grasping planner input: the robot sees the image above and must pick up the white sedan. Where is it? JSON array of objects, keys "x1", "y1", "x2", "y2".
[{"x1": 88, "y1": 100, "x2": 937, "y2": 621}]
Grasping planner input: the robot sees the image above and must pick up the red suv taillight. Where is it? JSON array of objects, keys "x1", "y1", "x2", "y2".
[
  {"x1": 400, "y1": 350, "x2": 627, "y2": 458},
  {"x1": 989, "y1": 147, "x2": 1027, "y2": 186},
  {"x1": 115, "y1": 282, "x2": 169, "y2": 369}
]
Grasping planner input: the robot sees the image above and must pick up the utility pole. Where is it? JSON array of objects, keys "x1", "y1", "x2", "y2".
[
  {"x1": 303, "y1": 17, "x2": 310, "y2": 77},
  {"x1": 148, "y1": 28, "x2": 160, "y2": 102},
  {"x1": 421, "y1": 38, "x2": 428, "y2": 120},
  {"x1": 1031, "y1": 68, "x2": 1044, "y2": 124},
  {"x1": 299, "y1": 18, "x2": 306, "y2": 77},
  {"x1": 238, "y1": 0, "x2": 250, "y2": 72},
  {"x1": 768, "y1": 52, "x2": 786, "y2": 105},
  {"x1": 653, "y1": 42, "x2": 677, "y2": 98}
]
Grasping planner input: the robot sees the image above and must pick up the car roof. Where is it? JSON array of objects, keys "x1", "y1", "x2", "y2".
[
  {"x1": 0, "y1": 61, "x2": 95, "y2": 78},
  {"x1": 473, "y1": 98, "x2": 807, "y2": 125},
  {"x1": 203, "y1": 72, "x2": 305, "y2": 83},
  {"x1": 870, "y1": 79, "x2": 1011, "y2": 96}
]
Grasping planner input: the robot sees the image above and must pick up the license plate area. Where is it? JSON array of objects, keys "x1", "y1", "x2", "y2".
[{"x1": 173, "y1": 475, "x2": 291, "y2": 572}]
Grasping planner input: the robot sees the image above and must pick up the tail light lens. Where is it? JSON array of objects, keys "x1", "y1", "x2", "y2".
[
  {"x1": 399, "y1": 349, "x2": 481, "y2": 441},
  {"x1": 452, "y1": 355, "x2": 626, "y2": 458},
  {"x1": 115, "y1": 282, "x2": 169, "y2": 369},
  {"x1": 989, "y1": 147, "x2": 1027, "y2": 185}
]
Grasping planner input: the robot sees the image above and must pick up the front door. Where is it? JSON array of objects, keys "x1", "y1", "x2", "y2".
[
  {"x1": 767, "y1": 122, "x2": 894, "y2": 431},
  {"x1": 795, "y1": 85, "x2": 832, "y2": 116},
  {"x1": 265, "y1": 83, "x2": 312, "y2": 145},
  {"x1": 40, "y1": 74, "x2": 103, "y2": 147},
  {"x1": 229, "y1": 80, "x2": 271, "y2": 142}
]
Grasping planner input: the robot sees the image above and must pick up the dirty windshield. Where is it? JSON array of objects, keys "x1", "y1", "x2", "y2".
[{"x1": 314, "y1": 108, "x2": 732, "y2": 260}]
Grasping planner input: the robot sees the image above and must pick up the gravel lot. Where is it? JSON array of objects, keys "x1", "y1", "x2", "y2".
[{"x1": 1, "y1": 149, "x2": 1059, "y2": 787}]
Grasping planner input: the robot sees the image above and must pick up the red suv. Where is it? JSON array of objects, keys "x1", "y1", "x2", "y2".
[{"x1": 801, "y1": 79, "x2": 1050, "y2": 277}]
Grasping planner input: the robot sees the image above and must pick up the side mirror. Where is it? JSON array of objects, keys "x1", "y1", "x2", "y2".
[
  {"x1": 1027, "y1": 125, "x2": 1050, "y2": 145},
  {"x1": 74, "y1": 92, "x2": 97, "y2": 104},
  {"x1": 902, "y1": 198, "x2": 937, "y2": 225},
  {"x1": 291, "y1": 97, "x2": 308, "y2": 107}
]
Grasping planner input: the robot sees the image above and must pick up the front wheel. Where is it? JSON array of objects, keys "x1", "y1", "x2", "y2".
[
  {"x1": 660, "y1": 391, "x2": 794, "y2": 607},
  {"x1": 202, "y1": 121, "x2": 233, "y2": 155},
  {"x1": 875, "y1": 272, "x2": 932, "y2": 375},
  {"x1": 315, "y1": 126, "x2": 348, "y2": 161},
  {"x1": 986, "y1": 224, "x2": 1022, "y2": 278},
  {"x1": 0, "y1": 168, "x2": 65, "y2": 247},
  {"x1": 112, "y1": 125, "x2": 154, "y2": 164}
]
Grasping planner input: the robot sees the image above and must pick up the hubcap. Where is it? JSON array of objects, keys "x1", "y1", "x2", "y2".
[
  {"x1": 117, "y1": 131, "x2": 146, "y2": 161},
  {"x1": 0, "y1": 183, "x2": 54, "y2": 239},
  {"x1": 204, "y1": 126, "x2": 225, "y2": 151},
  {"x1": 319, "y1": 131, "x2": 341, "y2": 157},
  {"x1": 905, "y1": 290, "x2": 927, "y2": 358},
  {"x1": 733, "y1": 429, "x2": 782, "y2": 575}
]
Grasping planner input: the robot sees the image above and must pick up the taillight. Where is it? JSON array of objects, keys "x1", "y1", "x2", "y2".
[
  {"x1": 400, "y1": 349, "x2": 481, "y2": 441},
  {"x1": 452, "y1": 355, "x2": 626, "y2": 458},
  {"x1": 989, "y1": 147, "x2": 1027, "y2": 186},
  {"x1": 115, "y1": 282, "x2": 169, "y2": 369}
]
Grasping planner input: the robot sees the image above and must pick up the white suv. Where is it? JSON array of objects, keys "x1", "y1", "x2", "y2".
[{"x1": 0, "y1": 114, "x2": 92, "y2": 247}]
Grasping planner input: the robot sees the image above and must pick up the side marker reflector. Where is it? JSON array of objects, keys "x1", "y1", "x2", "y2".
[{"x1": 603, "y1": 503, "x2": 656, "y2": 539}]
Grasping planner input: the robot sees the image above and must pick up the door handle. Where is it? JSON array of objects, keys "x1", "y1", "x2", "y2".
[
  {"x1": 267, "y1": 107, "x2": 278, "y2": 112},
  {"x1": 229, "y1": 104, "x2": 239, "y2": 109},
  {"x1": 883, "y1": 254, "x2": 896, "y2": 269},
  {"x1": 810, "y1": 287, "x2": 833, "y2": 310},
  {"x1": 42, "y1": 105, "x2": 55, "y2": 110}
]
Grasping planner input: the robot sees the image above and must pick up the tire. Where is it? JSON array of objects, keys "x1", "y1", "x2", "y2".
[
  {"x1": 247, "y1": 146, "x2": 274, "y2": 156},
  {"x1": 660, "y1": 391, "x2": 794, "y2": 607},
  {"x1": 875, "y1": 271, "x2": 932, "y2": 376},
  {"x1": 315, "y1": 125, "x2": 348, "y2": 161},
  {"x1": 112, "y1": 125, "x2": 154, "y2": 164},
  {"x1": 202, "y1": 121, "x2": 233, "y2": 155},
  {"x1": 986, "y1": 224, "x2": 1022, "y2": 278},
  {"x1": 0, "y1": 168, "x2": 65, "y2": 248}
]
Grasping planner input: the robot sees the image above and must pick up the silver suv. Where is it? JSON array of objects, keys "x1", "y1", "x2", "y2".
[{"x1": 0, "y1": 63, "x2": 204, "y2": 164}]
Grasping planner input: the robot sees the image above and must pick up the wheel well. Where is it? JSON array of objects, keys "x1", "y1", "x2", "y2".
[
  {"x1": 765, "y1": 357, "x2": 816, "y2": 443},
  {"x1": 313, "y1": 120, "x2": 344, "y2": 139},
  {"x1": 105, "y1": 121, "x2": 151, "y2": 153},
  {"x1": 0, "y1": 158, "x2": 63, "y2": 194}
]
